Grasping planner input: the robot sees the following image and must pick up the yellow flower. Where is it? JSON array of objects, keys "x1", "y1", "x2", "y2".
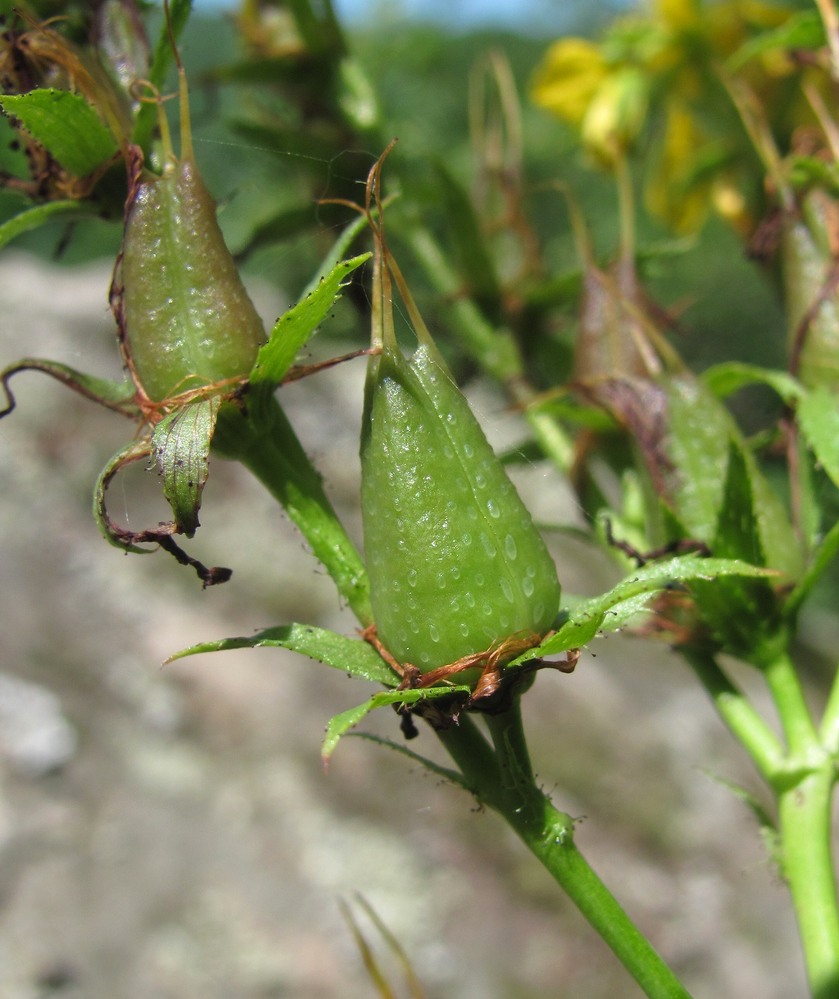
[
  {"x1": 533, "y1": 0, "x2": 811, "y2": 231},
  {"x1": 530, "y1": 38, "x2": 609, "y2": 127}
]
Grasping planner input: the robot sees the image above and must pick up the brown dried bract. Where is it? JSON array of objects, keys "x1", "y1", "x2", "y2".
[{"x1": 361, "y1": 625, "x2": 578, "y2": 731}]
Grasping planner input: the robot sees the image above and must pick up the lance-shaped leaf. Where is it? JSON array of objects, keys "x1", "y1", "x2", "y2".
[
  {"x1": 151, "y1": 396, "x2": 222, "y2": 537},
  {"x1": 687, "y1": 445, "x2": 785, "y2": 660},
  {"x1": 506, "y1": 555, "x2": 777, "y2": 669},
  {"x1": 323, "y1": 686, "x2": 472, "y2": 764},
  {"x1": 0, "y1": 90, "x2": 118, "y2": 176},
  {"x1": 250, "y1": 252, "x2": 370, "y2": 388},
  {"x1": 166, "y1": 622, "x2": 398, "y2": 687}
]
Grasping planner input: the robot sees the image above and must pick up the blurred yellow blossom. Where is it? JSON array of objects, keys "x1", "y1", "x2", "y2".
[
  {"x1": 530, "y1": 38, "x2": 609, "y2": 127},
  {"x1": 532, "y1": 0, "x2": 809, "y2": 231}
]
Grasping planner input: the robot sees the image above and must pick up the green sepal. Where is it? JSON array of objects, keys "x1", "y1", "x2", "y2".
[
  {"x1": 0, "y1": 90, "x2": 118, "y2": 176},
  {"x1": 323, "y1": 686, "x2": 472, "y2": 764},
  {"x1": 712, "y1": 443, "x2": 766, "y2": 566},
  {"x1": 798, "y1": 386, "x2": 839, "y2": 490},
  {"x1": 690, "y1": 444, "x2": 782, "y2": 660},
  {"x1": 166, "y1": 622, "x2": 398, "y2": 686},
  {"x1": 506, "y1": 555, "x2": 777, "y2": 669},
  {"x1": 93, "y1": 434, "x2": 232, "y2": 586},
  {"x1": 151, "y1": 396, "x2": 222, "y2": 537},
  {"x1": 663, "y1": 375, "x2": 802, "y2": 579},
  {"x1": 94, "y1": 439, "x2": 156, "y2": 555},
  {"x1": 250, "y1": 252, "x2": 370, "y2": 388},
  {"x1": 1, "y1": 357, "x2": 139, "y2": 418}
]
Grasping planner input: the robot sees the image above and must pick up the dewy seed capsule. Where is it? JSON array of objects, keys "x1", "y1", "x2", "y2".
[{"x1": 361, "y1": 244, "x2": 560, "y2": 675}]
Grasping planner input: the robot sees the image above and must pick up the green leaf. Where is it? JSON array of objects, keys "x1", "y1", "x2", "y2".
[
  {"x1": 0, "y1": 91, "x2": 117, "y2": 175},
  {"x1": 689, "y1": 444, "x2": 782, "y2": 658},
  {"x1": 94, "y1": 439, "x2": 155, "y2": 554},
  {"x1": 702, "y1": 362, "x2": 803, "y2": 407},
  {"x1": 250, "y1": 252, "x2": 370, "y2": 387},
  {"x1": 167, "y1": 622, "x2": 398, "y2": 686},
  {"x1": 798, "y1": 386, "x2": 839, "y2": 489},
  {"x1": 712, "y1": 443, "x2": 766, "y2": 565},
  {"x1": 323, "y1": 686, "x2": 471, "y2": 763},
  {"x1": 299, "y1": 216, "x2": 372, "y2": 299},
  {"x1": 662, "y1": 375, "x2": 802, "y2": 579},
  {"x1": 259, "y1": 253, "x2": 368, "y2": 379},
  {"x1": 509, "y1": 555, "x2": 776, "y2": 666},
  {"x1": 664, "y1": 374, "x2": 741, "y2": 542},
  {"x1": 0, "y1": 200, "x2": 92, "y2": 251},
  {"x1": 151, "y1": 396, "x2": 222, "y2": 537}
]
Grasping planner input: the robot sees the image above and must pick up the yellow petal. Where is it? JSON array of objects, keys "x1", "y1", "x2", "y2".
[{"x1": 530, "y1": 38, "x2": 609, "y2": 125}]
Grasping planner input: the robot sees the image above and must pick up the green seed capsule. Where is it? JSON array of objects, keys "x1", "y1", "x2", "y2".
[
  {"x1": 361, "y1": 322, "x2": 560, "y2": 673},
  {"x1": 117, "y1": 70, "x2": 264, "y2": 403},
  {"x1": 782, "y1": 191, "x2": 839, "y2": 391}
]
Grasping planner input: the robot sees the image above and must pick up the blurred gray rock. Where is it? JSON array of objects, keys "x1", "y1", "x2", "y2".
[{"x1": 0, "y1": 672, "x2": 77, "y2": 777}]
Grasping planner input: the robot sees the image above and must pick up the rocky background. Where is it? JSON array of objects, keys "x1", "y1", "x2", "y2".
[{"x1": 0, "y1": 250, "x2": 811, "y2": 997}]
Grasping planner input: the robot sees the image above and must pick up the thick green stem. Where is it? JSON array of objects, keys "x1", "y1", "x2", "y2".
[
  {"x1": 213, "y1": 394, "x2": 372, "y2": 626},
  {"x1": 757, "y1": 649, "x2": 839, "y2": 996},
  {"x1": 682, "y1": 648, "x2": 784, "y2": 781},
  {"x1": 777, "y1": 765, "x2": 839, "y2": 999},
  {"x1": 687, "y1": 647, "x2": 839, "y2": 994},
  {"x1": 436, "y1": 707, "x2": 693, "y2": 999}
]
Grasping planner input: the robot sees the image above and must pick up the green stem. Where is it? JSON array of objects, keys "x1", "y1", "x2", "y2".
[
  {"x1": 682, "y1": 648, "x2": 784, "y2": 781},
  {"x1": 762, "y1": 648, "x2": 819, "y2": 756},
  {"x1": 213, "y1": 394, "x2": 372, "y2": 626},
  {"x1": 687, "y1": 647, "x2": 839, "y2": 993},
  {"x1": 436, "y1": 707, "x2": 694, "y2": 999},
  {"x1": 777, "y1": 765, "x2": 839, "y2": 999}
]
